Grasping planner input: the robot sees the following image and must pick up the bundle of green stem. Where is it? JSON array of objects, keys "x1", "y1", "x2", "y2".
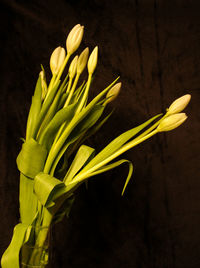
[{"x1": 1, "y1": 24, "x2": 191, "y2": 268}]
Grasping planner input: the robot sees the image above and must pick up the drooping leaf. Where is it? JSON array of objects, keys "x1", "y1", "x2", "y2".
[
  {"x1": 79, "y1": 114, "x2": 161, "y2": 173},
  {"x1": 77, "y1": 159, "x2": 133, "y2": 195}
]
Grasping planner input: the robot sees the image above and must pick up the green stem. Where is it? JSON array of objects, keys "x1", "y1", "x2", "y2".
[
  {"x1": 64, "y1": 73, "x2": 80, "y2": 107},
  {"x1": 75, "y1": 74, "x2": 92, "y2": 114},
  {"x1": 44, "y1": 73, "x2": 56, "y2": 102},
  {"x1": 54, "y1": 53, "x2": 71, "y2": 86},
  {"x1": 133, "y1": 113, "x2": 167, "y2": 142},
  {"x1": 59, "y1": 74, "x2": 69, "y2": 93},
  {"x1": 51, "y1": 74, "x2": 80, "y2": 147},
  {"x1": 66, "y1": 76, "x2": 73, "y2": 94}
]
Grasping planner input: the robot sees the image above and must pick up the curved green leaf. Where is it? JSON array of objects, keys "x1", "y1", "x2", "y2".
[
  {"x1": 1, "y1": 223, "x2": 29, "y2": 268},
  {"x1": 34, "y1": 173, "x2": 65, "y2": 208},
  {"x1": 82, "y1": 159, "x2": 133, "y2": 195},
  {"x1": 64, "y1": 145, "x2": 95, "y2": 184},
  {"x1": 16, "y1": 139, "x2": 47, "y2": 179},
  {"x1": 80, "y1": 114, "x2": 161, "y2": 173}
]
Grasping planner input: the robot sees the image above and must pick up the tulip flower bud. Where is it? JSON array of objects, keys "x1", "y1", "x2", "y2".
[
  {"x1": 39, "y1": 70, "x2": 48, "y2": 100},
  {"x1": 157, "y1": 113, "x2": 188, "y2": 132},
  {"x1": 106, "y1": 82, "x2": 122, "y2": 103},
  {"x1": 77, "y1": 47, "x2": 89, "y2": 75},
  {"x1": 50, "y1": 46, "x2": 66, "y2": 75},
  {"x1": 167, "y1": 94, "x2": 191, "y2": 115},
  {"x1": 69, "y1": 55, "x2": 78, "y2": 79},
  {"x1": 66, "y1": 24, "x2": 84, "y2": 55},
  {"x1": 87, "y1": 46, "x2": 98, "y2": 74}
]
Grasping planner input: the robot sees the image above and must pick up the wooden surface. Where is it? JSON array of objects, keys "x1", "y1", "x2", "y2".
[{"x1": 0, "y1": 0, "x2": 199, "y2": 267}]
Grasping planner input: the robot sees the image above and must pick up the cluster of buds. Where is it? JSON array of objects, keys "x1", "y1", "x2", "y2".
[
  {"x1": 48, "y1": 24, "x2": 121, "y2": 105},
  {"x1": 49, "y1": 23, "x2": 191, "y2": 131},
  {"x1": 157, "y1": 94, "x2": 191, "y2": 132},
  {"x1": 49, "y1": 24, "x2": 98, "y2": 78}
]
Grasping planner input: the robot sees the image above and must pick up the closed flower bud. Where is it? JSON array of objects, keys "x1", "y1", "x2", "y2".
[
  {"x1": 157, "y1": 113, "x2": 188, "y2": 132},
  {"x1": 39, "y1": 70, "x2": 48, "y2": 100},
  {"x1": 106, "y1": 82, "x2": 122, "y2": 103},
  {"x1": 87, "y1": 46, "x2": 98, "y2": 74},
  {"x1": 167, "y1": 94, "x2": 191, "y2": 115},
  {"x1": 66, "y1": 24, "x2": 84, "y2": 55},
  {"x1": 69, "y1": 55, "x2": 78, "y2": 79},
  {"x1": 50, "y1": 46, "x2": 66, "y2": 75},
  {"x1": 77, "y1": 47, "x2": 89, "y2": 75}
]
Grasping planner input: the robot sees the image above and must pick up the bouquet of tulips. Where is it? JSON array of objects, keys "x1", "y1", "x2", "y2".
[{"x1": 1, "y1": 24, "x2": 191, "y2": 268}]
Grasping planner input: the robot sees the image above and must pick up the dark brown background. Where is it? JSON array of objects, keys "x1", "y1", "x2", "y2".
[{"x1": 0, "y1": 0, "x2": 200, "y2": 267}]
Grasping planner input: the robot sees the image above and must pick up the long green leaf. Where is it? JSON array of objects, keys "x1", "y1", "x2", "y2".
[
  {"x1": 38, "y1": 103, "x2": 77, "y2": 150},
  {"x1": 78, "y1": 159, "x2": 133, "y2": 195},
  {"x1": 31, "y1": 80, "x2": 61, "y2": 139},
  {"x1": 26, "y1": 75, "x2": 42, "y2": 139},
  {"x1": 36, "y1": 85, "x2": 63, "y2": 140},
  {"x1": 80, "y1": 114, "x2": 161, "y2": 173}
]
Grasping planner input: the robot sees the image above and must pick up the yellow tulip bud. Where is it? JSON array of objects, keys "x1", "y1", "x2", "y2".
[
  {"x1": 167, "y1": 94, "x2": 191, "y2": 115},
  {"x1": 39, "y1": 70, "x2": 48, "y2": 100},
  {"x1": 69, "y1": 55, "x2": 78, "y2": 79},
  {"x1": 87, "y1": 46, "x2": 98, "y2": 74},
  {"x1": 157, "y1": 113, "x2": 188, "y2": 132},
  {"x1": 66, "y1": 24, "x2": 84, "y2": 55},
  {"x1": 77, "y1": 47, "x2": 89, "y2": 75},
  {"x1": 50, "y1": 46, "x2": 66, "y2": 75},
  {"x1": 106, "y1": 82, "x2": 122, "y2": 103}
]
